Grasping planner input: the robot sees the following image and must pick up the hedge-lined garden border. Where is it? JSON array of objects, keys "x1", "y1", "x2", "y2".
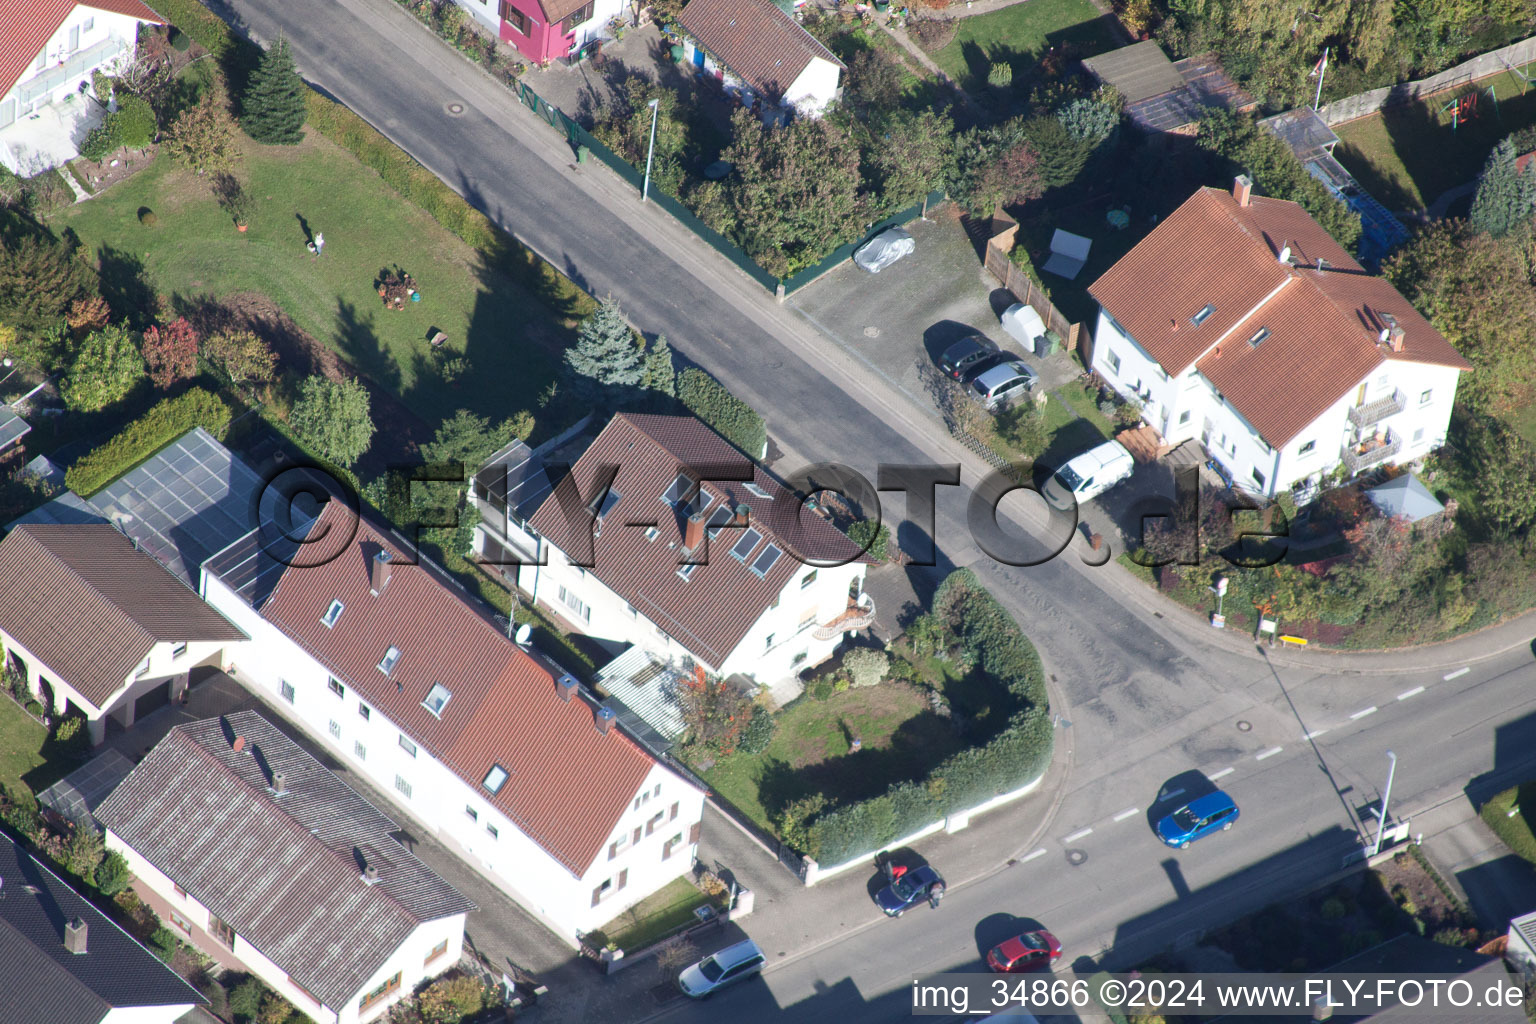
[{"x1": 65, "y1": 388, "x2": 231, "y2": 496}]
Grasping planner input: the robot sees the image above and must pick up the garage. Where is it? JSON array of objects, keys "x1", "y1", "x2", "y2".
[{"x1": 134, "y1": 680, "x2": 172, "y2": 721}]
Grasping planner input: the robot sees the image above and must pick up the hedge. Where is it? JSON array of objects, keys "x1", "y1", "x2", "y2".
[
  {"x1": 677, "y1": 367, "x2": 767, "y2": 459},
  {"x1": 65, "y1": 389, "x2": 231, "y2": 496},
  {"x1": 804, "y1": 569, "x2": 1052, "y2": 866}
]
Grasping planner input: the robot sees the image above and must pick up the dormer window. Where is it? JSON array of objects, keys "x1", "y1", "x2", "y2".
[
  {"x1": 1191, "y1": 304, "x2": 1215, "y2": 327},
  {"x1": 483, "y1": 764, "x2": 508, "y2": 794},
  {"x1": 321, "y1": 600, "x2": 344, "y2": 628},
  {"x1": 1247, "y1": 327, "x2": 1270, "y2": 349},
  {"x1": 591, "y1": 488, "x2": 621, "y2": 520},
  {"x1": 744, "y1": 481, "x2": 771, "y2": 499},
  {"x1": 377, "y1": 646, "x2": 401, "y2": 676},
  {"x1": 677, "y1": 562, "x2": 698, "y2": 581},
  {"x1": 422, "y1": 683, "x2": 452, "y2": 717}
]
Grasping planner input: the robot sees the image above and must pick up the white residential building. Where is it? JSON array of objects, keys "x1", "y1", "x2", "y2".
[
  {"x1": 677, "y1": 0, "x2": 844, "y2": 118},
  {"x1": 1086, "y1": 176, "x2": 1470, "y2": 500},
  {"x1": 200, "y1": 503, "x2": 707, "y2": 946}
]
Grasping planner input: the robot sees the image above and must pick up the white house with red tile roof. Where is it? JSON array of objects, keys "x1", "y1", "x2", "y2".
[
  {"x1": 200, "y1": 503, "x2": 706, "y2": 946},
  {"x1": 0, "y1": 0, "x2": 164, "y2": 174},
  {"x1": 677, "y1": 0, "x2": 843, "y2": 118},
  {"x1": 1086, "y1": 176, "x2": 1471, "y2": 500},
  {"x1": 474, "y1": 413, "x2": 874, "y2": 704}
]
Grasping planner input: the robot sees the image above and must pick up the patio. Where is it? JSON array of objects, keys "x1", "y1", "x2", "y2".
[{"x1": 0, "y1": 94, "x2": 103, "y2": 176}]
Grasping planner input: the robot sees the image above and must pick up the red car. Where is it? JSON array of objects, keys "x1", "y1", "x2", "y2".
[{"x1": 986, "y1": 930, "x2": 1062, "y2": 973}]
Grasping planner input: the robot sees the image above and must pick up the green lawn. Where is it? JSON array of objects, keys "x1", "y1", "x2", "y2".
[
  {"x1": 591, "y1": 876, "x2": 720, "y2": 952},
  {"x1": 53, "y1": 133, "x2": 568, "y2": 432},
  {"x1": 1333, "y1": 69, "x2": 1536, "y2": 212},
  {"x1": 701, "y1": 681, "x2": 962, "y2": 835},
  {"x1": 1013, "y1": 201, "x2": 1144, "y2": 329},
  {"x1": 0, "y1": 696, "x2": 50, "y2": 811},
  {"x1": 933, "y1": 0, "x2": 1119, "y2": 95}
]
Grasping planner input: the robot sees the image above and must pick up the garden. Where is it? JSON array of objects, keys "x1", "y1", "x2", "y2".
[
  {"x1": 684, "y1": 568, "x2": 1052, "y2": 869},
  {"x1": 930, "y1": 0, "x2": 1121, "y2": 99}
]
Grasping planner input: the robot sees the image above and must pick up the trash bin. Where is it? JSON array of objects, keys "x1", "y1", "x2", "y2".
[
  {"x1": 1034, "y1": 334, "x2": 1050, "y2": 358},
  {"x1": 670, "y1": 43, "x2": 685, "y2": 63},
  {"x1": 1043, "y1": 329, "x2": 1062, "y2": 356},
  {"x1": 576, "y1": 144, "x2": 589, "y2": 164}
]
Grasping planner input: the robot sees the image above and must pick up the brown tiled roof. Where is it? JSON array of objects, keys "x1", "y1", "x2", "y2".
[
  {"x1": 0, "y1": 525, "x2": 245, "y2": 708},
  {"x1": 1090, "y1": 186, "x2": 1469, "y2": 447},
  {"x1": 527, "y1": 413, "x2": 867, "y2": 670},
  {"x1": 224, "y1": 504, "x2": 657, "y2": 876},
  {"x1": 678, "y1": 0, "x2": 843, "y2": 104},
  {"x1": 534, "y1": 0, "x2": 597, "y2": 25},
  {"x1": 0, "y1": 0, "x2": 164, "y2": 103},
  {"x1": 97, "y1": 711, "x2": 474, "y2": 1008}
]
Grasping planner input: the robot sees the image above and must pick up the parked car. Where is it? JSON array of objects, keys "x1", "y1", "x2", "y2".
[
  {"x1": 1041, "y1": 440, "x2": 1136, "y2": 511},
  {"x1": 677, "y1": 939, "x2": 767, "y2": 998},
  {"x1": 875, "y1": 864, "x2": 945, "y2": 916},
  {"x1": 854, "y1": 226, "x2": 915, "y2": 273},
  {"x1": 1000, "y1": 302, "x2": 1048, "y2": 349},
  {"x1": 1156, "y1": 790, "x2": 1240, "y2": 849},
  {"x1": 970, "y1": 360, "x2": 1038, "y2": 409},
  {"x1": 939, "y1": 335, "x2": 1002, "y2": 381},
  {"x1": 986, "y1": 929, "x2": 1062, "y2": 973}
]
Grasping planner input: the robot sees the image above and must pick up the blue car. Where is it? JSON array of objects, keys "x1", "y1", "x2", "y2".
[
  {"x1": 875, "y1": 864, "x2": 945, "y2": 917},
  {"x1": 1156, "y1": 790, "x2": 1239, "y2": 849}
]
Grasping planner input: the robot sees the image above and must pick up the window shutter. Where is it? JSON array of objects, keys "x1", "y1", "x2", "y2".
[
  {"x1": 608, "y1": 841, "x2": 617, "y2": 860},
  {"x1": 618, "y1": 869, "x2": 628, "y2": 890},
  {"x1": 663, "y1": 838, "x2": 675, "y2": 860},
  {"x1": 591, "y1": 885, "x2": 603, "y2": 907},
  {"x1": 670, "y1": 801, "x2": 679, "y2": 821},
  {"x1": 632, "y1": 826, "x2": 642, "y2": 845},
  {"x1": 688, "y1": 821, "x2": 701, "y2": 844}
]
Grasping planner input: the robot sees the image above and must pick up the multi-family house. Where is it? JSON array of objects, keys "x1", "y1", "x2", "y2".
[
  {"x1": 0, "y1": 0, "x2": 165, "y2": 173},
  {"x1": 0, "y1": 524, "x2": 247, "y2": 745},
  {"x1": 474, "y1": 413, "x2": 874, "y2": 694},
  {"x1": 200, "y1": 502, "x2": 708, "y2": 945},
  {"x1": 0, "y1": 831, "x2": 205, "y2": 1024},
  {"x1": 452, "y1": 0, "x2": 617, "y2": 66},
  {"x1": 677, "y1": 0, "x2": 843, "y2": 119},
  {"x1": 1087, "y1": 176, "x2": 1471, "y2": 500},
  {"x1": 97, "y1": 711, "x2": 475, "y2": 1024}
]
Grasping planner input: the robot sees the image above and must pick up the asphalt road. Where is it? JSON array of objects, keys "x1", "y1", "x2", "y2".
[{"x1": 206, "y1": 2, "x2": 1536, "y2": 1020}]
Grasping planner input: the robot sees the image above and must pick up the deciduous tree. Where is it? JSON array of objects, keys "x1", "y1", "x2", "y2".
[
  {"x1": 865, "y1": 110, "x2": 954, "y2": 213},
  {"x1": 164, "y1": 91, "x2": 239, "y2": 176},
  {"x1": 140, "y1": 317, "x2": 200, "y2": 388},
  {"x1": 241, "y1": 37, "x2": 308, "y2": 145},
  {"x1": 61, "y1": 324, "x2": 145, "y2": 412},
  {"x1": 202, "y1": 329, "x2": 276, "y2": 387},
  {"x1": 290, "y1": 375, "x2": 374, "y2": 467}
]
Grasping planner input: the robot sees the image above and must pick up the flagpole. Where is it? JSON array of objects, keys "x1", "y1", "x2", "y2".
[{"x1": 1313, "y1": 47, "x2": 1329, "y2": 111}]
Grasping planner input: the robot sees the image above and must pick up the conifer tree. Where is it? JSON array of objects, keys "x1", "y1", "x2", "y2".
[
  {"x1": 1470, "y1": 138, "x2": 1536, "y2": 239},
  {"x1": 241, "y1": 37, "x2": 307, "y2": 145},
  {"x1": 564, "y1": 299, "x2": 644, "y2": 403}
]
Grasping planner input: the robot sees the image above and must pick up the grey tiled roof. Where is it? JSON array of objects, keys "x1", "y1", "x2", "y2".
[
  {"x1": 0, "y1": 832, "x2": 205, "y2": 1024},
  {"x1": 96, "y1": 710, "x2": 475, "y2": 1008}
]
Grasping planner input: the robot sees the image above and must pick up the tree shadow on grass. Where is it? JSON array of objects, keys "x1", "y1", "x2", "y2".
[
  {"x1": 96, "y1": 244, "x2": 157, "y2": 330},
  {"x1": 332, "y1": 296, "x2": 400, "y2": 396}
]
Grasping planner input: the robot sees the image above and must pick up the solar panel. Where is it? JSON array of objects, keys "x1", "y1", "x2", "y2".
[
  {"x1": 731, "y1": 528, "x2": 762, "y2": 561},
  {"x1": 750, "y1": 544, "x2": 782, "y2": 577}
]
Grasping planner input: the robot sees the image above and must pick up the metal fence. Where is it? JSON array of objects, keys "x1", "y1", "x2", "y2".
[{"x1": 780, "y1": 190, "x2": 947, "y2": 295}]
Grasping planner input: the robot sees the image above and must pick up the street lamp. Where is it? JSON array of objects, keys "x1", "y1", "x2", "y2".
[
  {"x1": 642, "y1": 98, "x2": 660, "y2": 203},
  {"x1": 0, "y1": 358, "x2": 15, "y2": 390},
  {"x1": 1371, "y1": 750, "x2": 1398, "y2": 857}
]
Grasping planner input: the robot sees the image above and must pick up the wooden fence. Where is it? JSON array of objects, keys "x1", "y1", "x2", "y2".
[{"x1": 981, "y1": 213, "x2": 1091, "y2": 367}]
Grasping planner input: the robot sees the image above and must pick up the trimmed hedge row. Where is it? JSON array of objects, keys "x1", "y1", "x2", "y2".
[
  {"x1": 804, "y1": 569, "x2": 1052, "y2": 866},
  {"x1": 677, "y1": 367, "x2": 767, "y2": 459},
  {"x1": 65, "y1": 389, "x2": 231, "y2": 496},
  {"x1": 142, "y1": 0, "x2": 236, "y2": 57}
]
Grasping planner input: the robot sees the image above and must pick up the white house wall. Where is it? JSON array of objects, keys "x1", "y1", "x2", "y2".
[
  {"x1": 3, "y1": 8, "x2": 144, "y2": 114},
  {"x1": 100, "y1": 1005, "x2": 202, "y2": 1024},
  {"x1": 785, "y1": 56, "x2": 840, "y2": 117}
]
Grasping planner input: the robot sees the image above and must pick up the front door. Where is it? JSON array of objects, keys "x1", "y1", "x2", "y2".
[
  {"x1": 0, "y1": 97, "x2": 13, "y2": 129},
  {"x1": 68, "y1": 25, "x2": 80, "y2": 51}
]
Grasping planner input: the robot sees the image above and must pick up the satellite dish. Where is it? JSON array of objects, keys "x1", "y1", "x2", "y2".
[{"x1": 514, "y1": 623, "x2": 533, "y2": 648}]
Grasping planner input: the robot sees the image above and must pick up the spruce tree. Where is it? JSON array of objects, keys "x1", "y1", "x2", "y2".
[
  {"x1": 0, "y1": 235, "x2": 95, "y2": 335},
  {"x1": 643, "y1": 336, "x2": 676, "y2": 397},
  {"x1": 241, "y1": 37, "x2": 307, "y2": 145},
  {"x1": 564, "y1": 299, "x2": 644, "y2": 403},
  {"x1": 1470, "y1": 138, "x2": 1536, "y2": 239}
]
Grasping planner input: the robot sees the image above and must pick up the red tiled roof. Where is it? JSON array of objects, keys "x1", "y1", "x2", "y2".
[
  {"x1": 527, "y1": 413, "x2": 867, "y2": 670},
  {"x1": 678, "y1": 0, "x2": 843, "y2": 105},
  {"x1": 256, "y1": 504, "x2": 656, "y2": 876},
  {"x1": 0, "y1": 525, "x2": 245, "y2": 708},
  {"x1": 0, "y1": 0, "x2": 164, "y2": 104},
  {"x1": 1090, "y1": 186, "x2": 1469, "y2": 447}
]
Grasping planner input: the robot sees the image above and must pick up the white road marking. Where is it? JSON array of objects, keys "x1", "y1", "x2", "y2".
[
  {"x1": 1021, "y1": 848, "x2": 1047, "y2": 863},
  {"x1": 1443, "y1": 667, "x2": 1469, "y2": 681},
  {"x1": 1112, "y1": 807, "x2": 1140, "y2": 822},
  {"x1": 1350, "y1": 706, "x2": 1378, "y2": 720},
  {"x1": 1209, "y1": 767, "x2": 1235, "y2": 780},
  {"x1": 1397, "y1": 686, "x2": 1426, "y2": 701},
  {"x1": 1063, "y1": 827, "x2": 1094, "y2": 843},
  {"x1": 1255, "y1": 746, "x2": 1283, "y2": 761},
  {"x1": 1304, "y1": 728, "x2": 1329, "y2": 740}
]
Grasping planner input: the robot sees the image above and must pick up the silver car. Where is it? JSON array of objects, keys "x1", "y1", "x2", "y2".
[
  {"x1": 678, "y1": 939, "x2": 766, "y2": 998},
  {"x1": 969, "y1": 360, "x2": 1038, "y2": 409}
]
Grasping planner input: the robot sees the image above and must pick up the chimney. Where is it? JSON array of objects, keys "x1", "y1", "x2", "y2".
[
  {"x1": 369, "y1": 550, "x2": 393, "y2": 596},
  {"x1": 1389, "y1": 325, "x2": 1405, "y2": 352},
  {"x1": 231, "y1": 735, "x2": 245, "y2": 753},
  {"x1": 270, "y1": 771, "x2": 288, "y2": 796},
  {"x1": 683, "y1": 511, "x2": 705, "y2": 552},
  {"x1": 733, "y1": 503, "x2": 751, "y2": 526},
  {"x1": 595, "y1": 704, "x2": 616, "y2": 736},
  {"x1": 1233, "y1": 174, "x2": 1252, "y2": 207},
  {"x1": 361, "y1": 864, "x2": 380, "y2": 885},
  {"x1": 63, "y1": 917, "x2": 87, "y2": 955},
  {"x1": 555, "y1": 674, "x2": 578, "y2": 702}
]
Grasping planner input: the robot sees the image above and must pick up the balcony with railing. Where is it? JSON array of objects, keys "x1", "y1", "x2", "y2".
[
  {"x1": 18, "y1": 36, "x2": 128, "y2": 105},
  {"x1": 1341, "y1": 429, "x2": 1401, "y2": 475},
  {"x1": 1346, "y1": 388, "x2": 1405, "y2": 428},
  {"x1": 812, "y1": 595, "x2": 876, "y2": 641}
]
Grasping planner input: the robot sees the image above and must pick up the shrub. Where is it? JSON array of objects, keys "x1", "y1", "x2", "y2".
[
  {"x1": 1320, "y1": 897, "x2": 1346, "y2": 920},
  {"x1": 833, "y1": 677, "x2": 850, "y2": 692},
  {"x1": 811, "y1": 677, "x2": 834, "y2": 701},
  {"x1": 24, "y1": 699, "x2": 44, "y2": 716},
  {"x1": 257, "y1": 992, "x2": 295, "y2": 1024},
  {"x1": 65, "y1": 824, "x2": 105, "y2": 879},
  {"x1": 847, "y1": 519, "x2": 889, "y2": 561},
  {"x1": 1098, "y1": 398, "x2": 1116, "y2": 420},
  {"x1": 65, "y1": 388, "x2": 232, "y2": 495},
  {"x1": 987, "y1": 62, "x2": 1012, "y2": 89},
  {"x1": 138, "y1": 208, "x2": 158, "y2": 226},
  {"x1": 676, "y1": 367, "x2": 766, "y2": 458},
  {"x1": 79, "y1": 120, "x2": 121, "y2": 162},
  {"x1": 149, "y1": 925, "x2": 179, "y2": 961},
  {"x1": 111, "y1": 94, "x2": 158, "y2": 149},
  {"x1": 843, "y1": 648, "x2": 890, "y2": 688},
  {"x1": 737, "y1": 705, "x2": 776, "y2": 754},
  {"x1": 229, "y1": 977, "x2": 265, "y2": 1020},
  {"x1": 169, "y1": 27, "x2": 191, "y2": 51},
  {"x1": 95, "y1": 850, "x2": 133, "y2": 895},
  {"x1": 1057, "y1": 96, "x2": 1119, "y2": 143}
]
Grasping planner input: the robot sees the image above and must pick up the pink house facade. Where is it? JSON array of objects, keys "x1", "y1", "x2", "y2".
[{"x1": 453, "y1": 0, "x2": 619, "y2": 64}]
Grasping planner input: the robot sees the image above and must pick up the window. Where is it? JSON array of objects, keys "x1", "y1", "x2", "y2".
[
  {"x1": 592, "y1": 878, "x2": 612, "y2": 906},
  {"x1": 170, "y1": 910, "x2": 192, "y2": 935},
  {"x1": 425, "y1": 939, "x2": 449, "y2": 965},
  {"x1": 328, "y1": 677, "x2": 345, "y2": 698},
  {"x1": 395, "y1": 774, "x2": 412, "y2": 799},
  {"x1": 744, "y1": 481, "x2": 771, "y2": 498},
  {"x1": 171, "y1": 642, "x2": 188, "y2": 659},
  {"x1": 354, "y1": 741, "x2": 367, "y2": 761},
  {"x1": 173, "y1": 883, "x2": 186, "y2": 899},
  {"x1": 1298, "y1": 440, "x2": 1316, "y2": 455},
  {"x1": 280, "y1": 680, "x2": 295, "y2": 704},
  {"x1": 359, "y1": 972, "x2": 402, "y2": 1012},
  {"x1": 1178, "y1": 410, "x2": 1191, "y2": 426},
  {"x1": 1251, "y1": 467, "x2": 1266, "y2": 487},
  {"x1": 558, "y1": 585, "x2": 590, "y2": 623},
  {"x1": 1420, "y1": 389, "x2": 1433, "y2": 405},
  {"x1": 378, "y1": 646, "x2": 402, "y2": 675},
  {"x1": 705, "y1": 505, "x2": 732, "y2": 538},
  {"x1": 635, "y1": 789, "x2": 651, "y2": 809},
  {"x1": 422, "y1": 683, "x2": 453, "y2": 717},
  {"x1": 793, "y1": 650, "x2": 808, "y2": 664},
  {"x1": 670, "y1": 801, "x2": 679, "y2": 821},
  {"x1": 647, "y1": 810, "x2": 664, "y2": 836},
  {"x1": 1413, "y1": 427, "x2": 1425, "y2": 443},
  {"x1": 644, "y1": 527, "x2": 659, "y2": 542},
  {"x1": 483, "y1": 764, "x2": 509, "y2": 794},
  {"x1": 663, "y1": 833, "x2": 683, "y2": 859},
  {"x1": 654, "y1": 784, "x2": 662, "y2": 797},
  {"x1": 1247, "y1": 327, "x2": 1270, "y2": 348},
  {"x1": 465, "y1": 805, "x2": 479, "y2": 822},
  {"x1": 800, "y1": 569, "x2": 817, "y2": 589},
  {"x1": 561, "y1": 0, "x2": 595, "y2": 32},
  {"x1": 359, "y1": 702, "x2": 371, "y2": 721},
  {"x1": 83, "y1": 16, "x2": 95, "y2": 31},
  {"x1": 676, "y1": 562, "x2": 698, "y2": 581},
  {"x1": 321, "y1": 600, "x2": 344, "y2": 628},
  {"x1": 500, "y1": 1, "x2": 529, "y2": 35},
  {"x1": 764, "y1": 633, "x2": 775, "y2": 650},
  {"x1": 210, "y1": 916, "x2": 235, "y2": 949},
  {"x1": 731, "y1": 528, "x2": 763, "y2": 561},
  {"x1": 486, "y1": 823, "x2": 499, "y2": 839},
  {"x1": 328, "y1": 719, "x2": 341, "y2": 740},
  {"x1": 1191, "y1": 303, "x2": 1215, "y2": 326},
  {"x1": 1105, "y1": 351, "x2": 1121, "y2": 374},
  {"x1": 751, "y1": 544, "x2": 782, "y2": 577},
  {"x1": 399, "y1": 734, "x2": 417, "y2": 758}
]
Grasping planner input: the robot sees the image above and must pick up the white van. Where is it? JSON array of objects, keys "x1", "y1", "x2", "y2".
[
  {"x1": 1041, "y1": 440, "x2": 1135, "y2": 511},
  {"x1": 678, "y1": 939, "x2": 766, "y2": 998}
]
